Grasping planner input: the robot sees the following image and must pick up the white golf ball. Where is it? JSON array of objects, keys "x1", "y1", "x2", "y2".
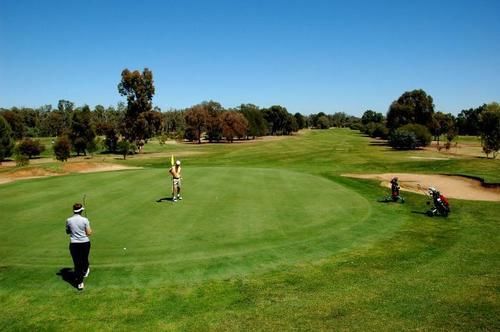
[{"x1": 123, "y1": 247, "x2": 127, "y2": 250}]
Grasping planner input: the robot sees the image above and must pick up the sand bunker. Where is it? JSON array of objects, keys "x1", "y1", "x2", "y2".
[
  {"x1": 62, "y1": 162, "x2": 140, "y2": 173},
  {"x1": 0, "y1": 162, "x2": 141, "y2": 185},
  {"x1": 342, "y1": 173, "x2": 500, "y2": 201}
]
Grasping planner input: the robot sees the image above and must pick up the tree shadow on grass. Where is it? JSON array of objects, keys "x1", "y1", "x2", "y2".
[{"x1": 56, "y1": 268, "x2": 77, "y2": 289}]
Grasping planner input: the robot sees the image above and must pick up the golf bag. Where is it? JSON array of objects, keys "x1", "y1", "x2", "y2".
[{"x1": 427, "y1": 191, "x2": 450, "y2": 217}]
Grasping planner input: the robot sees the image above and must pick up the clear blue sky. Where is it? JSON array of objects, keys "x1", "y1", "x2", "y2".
[{"x1": 1, "y1": 0, "x2": 499, "y2": 116}]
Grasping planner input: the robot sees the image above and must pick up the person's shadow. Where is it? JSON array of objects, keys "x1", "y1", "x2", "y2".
[
  {"x1": 56, "y1": 268, "x2": 77, "y2": 289},
  {"x1": 156, "y1": 196, "x2": 174, "y2": 203}
]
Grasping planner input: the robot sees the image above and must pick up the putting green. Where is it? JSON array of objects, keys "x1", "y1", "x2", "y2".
[{"x1": 0, "y1": 167, "x2": 392, "y2": 288}]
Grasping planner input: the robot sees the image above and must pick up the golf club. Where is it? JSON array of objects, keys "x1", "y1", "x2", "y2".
[{"x1": 83, "y1": 194, "x2": 87, "y2": 217}]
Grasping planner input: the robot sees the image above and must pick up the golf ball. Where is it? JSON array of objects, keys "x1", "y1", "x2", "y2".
[{"x1": 123, "y1": 247, "x2": 127, "y2": 250}]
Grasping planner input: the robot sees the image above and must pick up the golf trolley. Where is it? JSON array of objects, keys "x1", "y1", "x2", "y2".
[{"x1": 425, "y1": 187, "x2": 450, "y2": 217}]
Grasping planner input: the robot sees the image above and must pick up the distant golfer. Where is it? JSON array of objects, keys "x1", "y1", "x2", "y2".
[
  {"x1": 66, "y1": 203, "x2": 92, "y2": 290},
  {"x1": 169, "y1": 160, "x2": 182, "y2": 202},
  {"x1": 390, "y1": 177, "x2": 404, "y2": 203}
]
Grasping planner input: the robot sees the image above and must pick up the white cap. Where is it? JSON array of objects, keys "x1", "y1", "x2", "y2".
[
  {"x1": 74, "y1": 206, "x2": 85, "y2": 213},
  {"x1": 175, "y1": 160, "x2": 181, "y2": 165}
]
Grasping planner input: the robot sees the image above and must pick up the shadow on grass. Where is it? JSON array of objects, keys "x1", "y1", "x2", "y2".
[
  {"x1": 56, "y1": 268, "x2": 77, "y2": 289},
  {"x1": 156, "y1": 197, "x2": 174, "y2": 203}
]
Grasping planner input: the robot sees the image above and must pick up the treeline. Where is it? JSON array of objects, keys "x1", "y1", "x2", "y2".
[
  {"x1": 2, "y1": 68, "x2": 498, "y2": 163},
  {"x1": 0, "y1": 101, "x2": 299, "y2": 161},
  {"x1": 0, "y1": 68, "x2": 367, "y2": 163},
  {"x1": 358, "y1": 89, "x2": 500, "y2": 158}
]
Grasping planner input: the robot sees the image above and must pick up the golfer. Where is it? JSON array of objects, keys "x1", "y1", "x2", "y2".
[
  {"x1": 169, "y1": 160, "x2": 182, "y2": 202},
  {"x1": 66, "y1": 203, "x2": 92, "y2": 290},
  {"x1": 390, "y1": 177, "x2": 404, "y2": 203}
]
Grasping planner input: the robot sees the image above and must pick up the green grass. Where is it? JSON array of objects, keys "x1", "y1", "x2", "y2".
[{"x1": 0, "y1": 129, "x2": 498, "y2": 331}]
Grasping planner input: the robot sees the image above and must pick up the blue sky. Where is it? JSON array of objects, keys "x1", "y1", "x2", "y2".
[{"x1": 1, "y1": 0, "x2": 499, "y2": 116}]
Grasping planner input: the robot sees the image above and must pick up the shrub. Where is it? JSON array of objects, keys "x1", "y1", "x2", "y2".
[
  {"x1": 398, "y1": 124, "x2": 432, "y2": 147},
  {"x1": 388, "y1": 129, "x2": 418, "y2": 150},
  {"x1": 14, "y1": 152, "x2": 29, "y2": 166},
  {"x1": 16, "y1": 138, "x2": 45, "y2": 159},
  {"x1": 54, "y1": 136, "x2": 71, "y2": 162},
  {"x1": 363, "y1": 122, "x2": 388, "y2": 139}
]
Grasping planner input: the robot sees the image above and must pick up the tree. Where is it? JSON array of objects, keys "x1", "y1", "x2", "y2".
[
  {"x1": 70, "y1": 106, "x2": 96, "y2": 156},
  {"x1": 429, "y1": 112, "x2": 456, "y2": 145},
  {"x1": 163, "y1": 110, "x2": 186, "y2": 138},
  {"x1": 456, "y1": 105, "x2": 485, "y2": 135},
  {"x1": 118, "y1": 68, "x2": 155, "y2": 143},
  {"x1": 0, "y1": 109, "x2": 25, "y2": 139},
  {"x1": 479, "y1": 103, "x2": 500, "y2": 159},
  {"x1": 309, "y1": 112, "x2": 326, "y2": 128},
  {"x1": 42, "y1": 111, "x2": 66, "y2": 136},
  {"x1": 284, "y1": 113, "x2": 298, "y2": 134},
  {"x1": 118, "y1": 140, "x2": 134, "y2": 160},
  {"x1": 204, "y1": 101, "x2": 224, "y2": 142},
  {"x1": 221, "y1": 111, "x2": 248, "y2": 142},
  {"x1": 317, "y1": 115, "x2": 330, "y2": 129},
  {"x1": 239, "y1": 104, "x2": 267, "y2": 138},
  {"x1": 386, "y1": 89, "x2": 435, "y2": 131},
  {"x1": 361, "y1": 110, "x2": 384, "y2": 125},
  {"x1": 264, "y1": 105, "x2": 289, "y2": 135},
  {"x1": 184, "y1": 105, "x2": 208, "y2": 143},
  {"x1": 140, "y1": 110, "x2": 163, "y2": 139},
  {"x1": 53, "y1": 136, "x2": 71, "y2": 162},
  {"x1": 57, "y1": 99, "x2": 75, "y2": 130},
  {"x1": 16, "y1": 138, "x2": 45, "y2": 159},
  {"x1": 102, "y1": 123, "x2": 120, "y2": 152},
  {"x1": 294, "y1": 112, "x2": 306, "y2": 129},
  {"x1": 0, "y1": 115, "x2": 15, "y2": 163},
  {"x1": 330, "y1": 112, "x2": 349, "y2": 127}
]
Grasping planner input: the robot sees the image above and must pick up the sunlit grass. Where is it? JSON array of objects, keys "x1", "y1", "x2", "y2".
[{"x1": 0, "y1": 129, "x2": 498, "y2": 331}]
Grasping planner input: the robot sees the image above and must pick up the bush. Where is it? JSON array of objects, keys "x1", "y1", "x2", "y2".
[
  {"x1": 118, "y1": 140, "x2": 134, "y2": 160},
  {"x1": 16, "y1": 138, "x2": 45, "y2": 159},
  {"x1": 349, "y1": 122, "x2": 363, "y2": 131},
  {"x1": 158, "y1": 134, "x2": 168, "y2": 145},
  {"x1": 14, "y1": 152, "x2": 29, "y2": 166},
  {"x1": 53, "y1": 136, "x2": 71, "y2": 162},
  {"x1": 388, "y1": 129, "x2": 418, "y2": 150},
  {"x1": 398, "y1": 124, "x2": 432, "y2": 147},
  {"x1": 363, "y1": 122, "x2": 388, "y2": 139}
]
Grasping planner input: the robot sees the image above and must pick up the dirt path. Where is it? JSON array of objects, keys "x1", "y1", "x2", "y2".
[
  {"x1": 342, "y1": 173, "x2": 500, "y2": 201},
  {"x1": 0, "y1": 162, "x2": 141, "y2": 185}
]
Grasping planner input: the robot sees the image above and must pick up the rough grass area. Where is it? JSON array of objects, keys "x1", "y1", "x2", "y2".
[{"x1": 0, "y1": 129, "x2": 498, "y2": 331}]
